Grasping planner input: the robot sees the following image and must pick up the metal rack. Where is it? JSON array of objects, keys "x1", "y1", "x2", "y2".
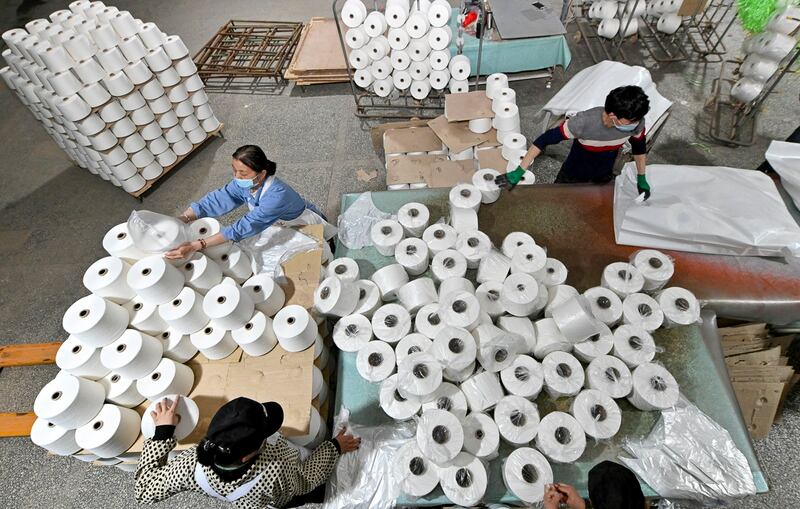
[
  {"x1": 332, "y1": 0, "x2": 485, "y2": 119},
  {"x1": 683, "y1": 0, "x2": 737, "y2": 62},
  {"x1": 708, "y1": 46, "x2": 800, "y2": 146}
]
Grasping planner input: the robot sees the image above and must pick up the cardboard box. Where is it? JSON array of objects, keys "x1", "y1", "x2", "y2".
[
  {"x1": 444, "y1": 91, "x2": 495, "y2": 122},
  {"x1": 731, "y1": 382, "x2": 784, "y2": 439},
  {"x1": 370, "y1": 119, "x2": 430, "y2": 156},
  {"x1": 386, "y1": 154, "x2": 448, "y2": 185},
  {"x1": 477, "y1": 147, "x2": 509, "y2": 172},
  {"x1": 678, "y1": 0, "x2": 709, "y2": 16},
  {"x1": 428, "y1": 115, "x2": 494, "y2": 154},
  {"x1": 428, "y1": 160, "x2": 477, "y2": 188},
  {"x1": 383, "y1": 126, "x2": 444, "y2": 155}
]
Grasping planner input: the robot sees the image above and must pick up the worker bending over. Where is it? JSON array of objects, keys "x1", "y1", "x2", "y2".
[
  {"x1": 543, "y1": 460, "x2": 647, "y2": 509},
  {"x1": 498, "y1": 86, "x2": 652, "y2": 199},
  {"x1": 135, "y1": 396, "x2": 360, "y2": 508}
]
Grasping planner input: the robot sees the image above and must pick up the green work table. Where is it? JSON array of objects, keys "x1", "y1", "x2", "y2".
[{"x1": 333, "y1": 186, "x2": 770, "y2": 504}]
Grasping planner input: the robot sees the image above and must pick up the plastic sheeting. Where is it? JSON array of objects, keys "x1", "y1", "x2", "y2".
[
  {"x1": 614, "y1": 163, "x2": 800, "y2": 263},
  {"x1": 621, "y1": 397, "x2": 756, "y2": 505},
  {"x1": 765, "y1": 140, "x2": 800, "y2": 210},
  {"x1": 127, "y1": 210, "x2": 190, "y2": 253},
  {"x1": 323, "y1": 407, "x2": 415, "y2": 509},
  {"x1": 541, "y1": 60, "x2": 672, "y2": 133},
  {"x1": 238, "y1": 227, "x2": 329, "y2": 280},
  {"x1": 337, "y1": 192, "x2": 393, "y2": 249}
]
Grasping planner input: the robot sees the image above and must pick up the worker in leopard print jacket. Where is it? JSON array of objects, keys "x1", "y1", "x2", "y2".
[{"x1": 135, "y1": 396, "x2": 360, "y2": 508}]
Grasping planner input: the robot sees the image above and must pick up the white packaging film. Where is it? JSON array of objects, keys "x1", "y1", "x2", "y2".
[
  {"x1": 140, "y1": 395, "x2": 200, "y2": 440},
  {"x1": 535, "y1": 411, "x2": 586, "y2": 463},
  {"x1": 622, "y1": 292, "x2": 664, "y2": 331},
  {"x1": 533, "y1": 317, "x2": 572, "y2": 359},
  {"x1": 439, "y1": 291, "x2": 481, "y2": 331},
  {"x1": 583, "y1": 286, "x2": 624, "y2": 326},
  {"x1": 585, "y1": 354, "x2": 634, "y2": 399},
  {"x1": 657, "y1": 286, "x2": 702, "y2": 327},
  {"x1": 511, "y1": 245, "x2": 548, "y2": 276},
  {"x1": 395, "y1": 440, "x2": 439, "y2": 497},
  {"x1": 572, "y1": 323, "x2": 614, "y2": 363},
  {"x1": 601, "y1": 262, "x2": 645, "y2": 297},
  {"x1": 395, "y1": 238, "x2": 430, "y2": 276},
  {"x1": 422, "y1": 223, "x2": 457, "y2": 255},
  {"x1": 500, "y1": 272, "x2": 540, "y2": 317},
  {"x1": 534, "y1": 258, "x2": 569, "y2": 287},
  {"x1": 475, "y1": 280, "x2": 505, "y2": 318},
  {"x1": 628, "y1": 362, "x2": 680, "y2": 411},
  {"x1": 135, "y1": 357, "x2": 194, "y2": 400},
  {"x1": 550, "y1": 295, "x2": 603, "y2": 343},
  {"x1": 462, "y1": 411, "x2": 500, "y2": 459},
  {"x1": 542, "y1": 351, "x2": 585, "y2": 399},
  {"x1": 544, "y1": 285, "x2": 580, "y2": 318},
  {"x1": 397, "y1": 201, "x2": 430, "y2": 238},
  {"x1": 380, "y1": 374, "x2": 422, "y2": 421},
  {"x1": 416, "y1": 408, "x2": 464, "y2": 463},
  {"x1": 455, "y1": 230, "x2": 492, "y2": 269},
  {"x1": 612, "y1": 324, "x2": 657, "y2": 367},
  {"x1": 397, "y1": 351, "x2": 442, "y2": 398},
  {"x1": 395, "y1": 333, "x2": 433, "y2": 365},
  {"x1": 439, "y1": 452, "x2": 488, "y2": 507},
  {"x1": 231, "y1": 311, "x2": 278, "y2": 357},
  {"x1": 397, "y1": 277, "x2": 437, "y2": 313},
  {"x1": 494, "y1": 394, "x2": 540, "y2": 445},
  {"x1": 472, "y1": 169, "x2": 501, "y2": 204},
  {"x1": 461, "y1": 370, "x2": 504, "y2": 412},
  {"x1": 631, "y1": 249, "x2": 674, "y2": 291},
  {"x1": 357, "y1": 340, "x2": 396, "y2": 382},
  {"x1": 372, "y1": 303, "x2": 412, "y2": 343},
  {"x1": 431, "y1": 325, "x2": 477, "y2": 371},
  {"x1": 497, "y1": 315, "x2": 537, "y2": 354},
  {"x1": 415, "y1": 303, "x2": 446, "y2": 339},
  {"x1": 500, "y1": 354, "x2": 544, "y2": 399},
  {"x1": 503, "y1": 447, "x2": 553, "y2": 503},
  {"x1": 477, "y1": 249, "x2": 511, "y2": 284},
  {"x1": 371, "y1": 263, "x2": 410, "y2": 301},
  {"x1": 473, "y1": 323, "x2": 522, "y2": 373},
  {"x1": 332, "y1": 313, "x2": 372, "y2": 352},
  {"x1": 100, "y1": 329, "x2": 163, "y2": 379},
  {"x1": 421, "y1": 381, "x2": 468, "y2": 419},
  {"x1": 450, "y1": 206, "x2": 479, "y2": 234},
  {"x1": 327, "y1": 257, "x2": 360, "y2": 283},
  {"x1": 431, "y1": 249, "x2": 468, "y2": 283},
  {"x1": 449, "y1": 183, "x2": 482, "y2": 212},
  {"x1": 439, "y1": 276, "x2": 475, "y2": 300},
  {"x1": 353, "y1": 279, "x2": 382, "y2": 317},
  {"x1": 571, "y1": 388, "x2": 622, "y2": 440}
]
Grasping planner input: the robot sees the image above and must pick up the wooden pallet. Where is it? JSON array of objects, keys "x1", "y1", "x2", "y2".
[
  {"x1": 284, "y1": 18, "x2": 349, "y2": 85},
  {"x1": 129, "y1": 123, "x2": 225, "y2": 198},
  {"x1": 0, "y1": 342, "x2": 61, "y2": 438}
]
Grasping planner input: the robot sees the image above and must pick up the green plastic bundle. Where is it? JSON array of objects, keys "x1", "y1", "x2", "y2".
[{"x1": 737, "y1": 0, "x2": 777, "y2": 33}]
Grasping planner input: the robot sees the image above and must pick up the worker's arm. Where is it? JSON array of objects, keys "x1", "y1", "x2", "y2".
[
  {"x1": 189, "y1": 182, "x2": 247, "y2": 220},
  {"x1": 629, "y1": 129, "x2": 650, "y2": 200},
  {"x1": 497, "y1": 123, "x2": 572, "y2": 189},
  {"x1": 164, "y1": 231, "x2": 228, "y2": 260},
  {"x1": 135, "y1": 398, "x2": 196, "y2": 504},
  {"x1": 291, "y1": 427, "x2": 360, "y2": 496}
]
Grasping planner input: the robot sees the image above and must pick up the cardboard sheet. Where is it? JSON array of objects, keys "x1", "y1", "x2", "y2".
[
  {"x1": 386, "y1": 154, "x2": 448, "y2": 185},
  {"x1": 428, "y1": 160, "x2": 477, "y2": 188},
  {"x1": 383, "y1": 126, "x2": 444, "y2": 155},
  {"x1": 428, "y1": 115, "x2": 493, "y2": 153},
  {"x1": 725, "y1": 346, "x2": 782, "y2": 367},
  {"x1": 444, "y1": 91, "x2": 495, "y2": 122},
  {"x1": 477, "y1": 147, "x2": 508, "y2": 171},
  {"x1": 731, "y1": 382, "x2": 784, "y2": 439}
]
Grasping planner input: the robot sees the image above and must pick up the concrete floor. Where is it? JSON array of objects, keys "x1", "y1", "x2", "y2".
[{"x1": 0, "y1": 0, "x2": 798, "y2": 507}]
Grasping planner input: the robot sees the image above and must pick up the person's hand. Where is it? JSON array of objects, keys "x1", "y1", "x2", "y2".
[
  {"x1": 495, "y1": 165, "x2": 528, "y2": 190},
  {"x1": 555, "y1": 483, "x2": 587, "y2": 509},
  {"x1": 333, "y1": 427, "x2": 361, "y2": 454},
  {"x1": 151, "y1": 396, "x2": 180, "y2": 427},
  {"x1": 164, "y1": 241, "x2": 198, "y2": 260},
  {"x1": 177, "y1": 213, "x2": 191, "y2": 224},
  {"x1": 543, "y1": 484, "x2": 563, "y2": 509},
  {"x1": 636, "y1": 174, "x2": 651, "y2": 201}
]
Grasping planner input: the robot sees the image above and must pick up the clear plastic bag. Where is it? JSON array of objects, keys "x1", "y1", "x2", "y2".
[
  {"x1": 337, "y1": 192, "x2": 393, "y2": 249},
  {"x1": 620, "y1": 397, "x2": 757, "y2": 505},
  {"x1": 237, "y1": 226, "x2": 329, "y2": 282},
  {"x1": 323, "y1": 407, "x2": 416, "y2": 509},
  {"x1": 126, "y1": 210, "x2": 191, "y2": 253}
]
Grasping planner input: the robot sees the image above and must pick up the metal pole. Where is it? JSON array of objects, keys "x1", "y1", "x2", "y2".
[
  {"x1": 332, "y1": 0, "x2": 362, "y2": 115},
  {"x1": 612, "y1": 0, "x2": 641, "y2": 60},
  {"x1": 738, "y1": 47, "x2": 800, "y2": 125},
  {"x1": 474, "y1": 2, "x2": 485, "y2": 91}
]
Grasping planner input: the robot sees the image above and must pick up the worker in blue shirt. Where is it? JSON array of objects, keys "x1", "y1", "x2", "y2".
[{"x1": 165, "y1": 145, "x2": 336, "y2": 260}]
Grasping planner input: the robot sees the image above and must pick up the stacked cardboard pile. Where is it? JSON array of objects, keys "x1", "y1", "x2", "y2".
[
  {"x1": 285, "y1": 18, "x2": 350, "y2": 85},
  {"x1": 721, "y1": 323, "x2": 799, "y2": 439}
]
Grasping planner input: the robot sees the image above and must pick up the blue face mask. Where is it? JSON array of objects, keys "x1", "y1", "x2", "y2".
[
  {"x1": 613, "y1": 118, "x2": 639, "y2": 132},
  {"x1": 234, "y1": 177, "x2": 257, "y2": 189}
]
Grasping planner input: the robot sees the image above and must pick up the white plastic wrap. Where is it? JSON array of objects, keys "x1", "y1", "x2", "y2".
[
  {"x1": 431, "y1": 249, "x2": 468, "y2": 282},
  {"x1": 380, "y1": 375, "x2": 422, "y2": 421},
  {"x1": 395, "y1": 333, "x2": 432, "y2": 365},
  {"x1": 766, "y1": 140, "x2": 800, "y2": 209},
  {"x1": 439, "y1": 452, "x2": 488, "y2": 507},
  {"x1": 372, "y1": 303, "x2": 412, "y2": 343},
  {"x1": 416, "y1": 408, "x2": 463, "y2": 463},
  {"x1": 630, "y1": 249, "x2": 674, "y2": 292},
  {"x1": 657, "y1": 286, "x2": 702, "y2": 327},
  {"x1": 394, "y1": 238, "x2": 429, "y2": 276},
  {"x1": 601, "y1": 261, "x2": 644, "y2": 298},
  {"x1": 337, "y1": 192, "x2": 392, "y2": 249},
  {"x1": 542, "y1": 351, "x2": 585, "y2": 399},
  {"x1": 461, "y1": 370, "x2": 504, "y2": 412},
  {"x1": 475, "y1": 280, "x2": 505, "y2": 318},
  {"x1": 333, "y1": 313, "x2": 373, "y2": 352},
  {"x1": 494, "y1": 395, "x2": 540, "y2": 445},
  {"x1": 397, "y1": 277, "x2": 437, "y2": 313},
  {"x1": 570, "y1": 389, "x2": 622, "y2": 440},
  {"x1": 533, "y1": 258, "x2": 568, "y2": 287},
  {"x1": 500, "y1": 273, "x2": 540, "y2": 317},
  {"x1": 502, "y1": 447, "x2": 553, "y2": 504},
  {"x1": 500, "y1": 354, "x2": 544, "y2": 399},
  {"x1": 621, "y1": 398, "x2": 756, "y2": 504},
  {"x1": 456, "y1": 230, "x2": 492, "y2": 269},
  {"x1": 462, "y1": 411, "x2": 501, "y2": 460},
  {"x1": 439, "y1": 277, "x2": 475, "y2": 300},
  {"x1": 431, "y1": 326, "x2": 477, "y2": 371},
  {"x1": 535, "y1": 411, "x2": 587, "y2": 463},
  {"x1": 421, "y1": 382, "x2": 468, "y2": 419},
  {"x1": 472, "y1": 323, "x2": 524, "y2": 373},
  {"x1": 550, "y1": 295, "x2": 603, "y2": 343},
  {"x1": 356, "y1": 340, "x2": 396, "y2": 382},
  {"x1": 422, "y1": 223, "x2": 457, "y2": 255},
  {"x1": 126, "y1": 210, "x2": 190, "y2": 253},
  {"x1": 542, "y1": 60, "x2": 672, "y2": 138},
  {"x1": 497, "y1": 316, "x2": 537, "y2": 354},
  {"x1": 585, "y1": 354, "x2": 634, "y2": 399},
  {"x1": 533, "y1": 317, "x2": 572, "y2": 359},
  {"x1": 622, "y1": 292, "x2": 664, "y2": 331},
  {"x1": 501, "y1": 231, "x2": 536, "y2": 258},
  {"x1": 628, "y1": 362, "x2": 680, "y2": 410},
  {"x1": 396, "y1": 351, "x2": 442, "y2": 398},
  {"x1": 612, "y1": 324, "x2": 657, "y2": 368},
  {"x1": 395, "y1": 440, "x2": 439, "y2": 497},
  {"x1": 572, "y1": 323, "x2": 614, "y2": 363},
  {"x1": 439, "y1": 291, "x2": 481, "y2": 330},
  {"x1": 415, "y1": 303, "x2": 446, "y2": 339},
  {"x1": 239, "y1": 227, "x2": 322, "y2": 279},
  {"x1": 614, "y1": 163, "x2": 800, "y2": 263},
  {"x1": 477, "y1": 249, "x2": 511, "y2": 284},
  {"x1": 583, "y1": 286, "x2": 624, "y2": 326}
]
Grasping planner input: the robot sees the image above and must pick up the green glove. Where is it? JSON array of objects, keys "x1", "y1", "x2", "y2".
[
  {"x1": 494, "y1": 166, "x2": 526, "y2": 189},
  {"x1": 637, "y1": 174, "x2": 651, "y2": 200}
]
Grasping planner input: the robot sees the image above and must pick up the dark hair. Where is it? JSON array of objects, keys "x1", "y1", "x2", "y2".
[
  {"x1": 604, "y1": 86, "x2": 650, "y2": 122},
  {"x1": 232, "y1": 145, "x2": 277, "y2": 176},
  {"x1": 588, "y1": 461, "x2": 645, "y2": 509}
]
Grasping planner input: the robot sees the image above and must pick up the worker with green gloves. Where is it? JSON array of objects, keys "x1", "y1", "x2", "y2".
[{"x1": 496, "y1": 86, "x2": 652, "y2": 199}]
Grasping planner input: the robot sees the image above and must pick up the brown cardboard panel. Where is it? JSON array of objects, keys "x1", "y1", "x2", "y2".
[
  {"x1": 385, "y1": 154, "x2": 447, "y2": 185},
  {"x1": 725, "y1": 346, "x2": 782, "y2": 367},
  {"x1": 428, "y1": 115, "x2": 492, "y2": 153},
  {"x1": 678, "y1": 0, "x2": 709, "y2": 16},
  {"x1": 719, "y1": 323, "x2": 768, "y2": 339},
  {"x1": 383, "y1": 126, "x2": 444, "y2": 155},
  {"x1": 428, "y1": 160, "x2": 477, "y2": 188},
  {"x1": 722, "y1": 339, "x2": 770, "y2": 357},
  {"x1": 281, "y1": 224, "x2": 324, "y2": 309},
  {"x1": 727, "y1": 365, "x2": 795, "y2": 382},
  {"x1": 477, "y1": 147, "x2": 508, "y2": 172},
  {"x1": 731, "y1": 382, "x2": 783, "y2": 439},
  {"x1": 444, "y1": 91, "x2": 495, "y2": 121},
  {"x1": 476, "y1": 129, "x2": 501, "y2": 149},
  {"x1": 370, "y1": 119, "x2": 431, "y2": 155},
  {"x1": 769, "y1": 335, "x2": 797, "y2": 355},
  {"x1": 775, "y1": 374, "x2": 800, "y2": 421}
]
